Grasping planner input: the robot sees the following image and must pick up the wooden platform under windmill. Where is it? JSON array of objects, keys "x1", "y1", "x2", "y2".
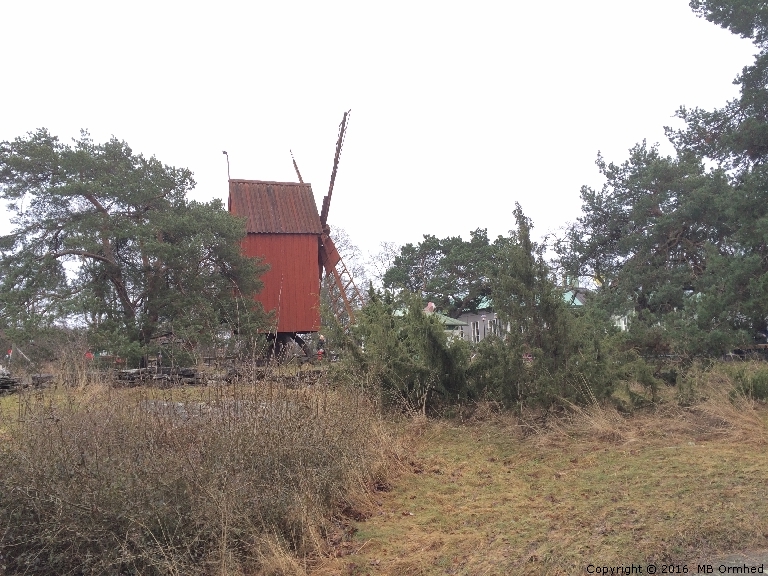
[{"x1": 228, "y1": 112, "x2": 364, "y2": 356}]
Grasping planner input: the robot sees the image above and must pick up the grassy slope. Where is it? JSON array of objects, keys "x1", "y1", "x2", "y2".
[{"x1": 315, "y1": 402, "x2": 768, "y2": 576}]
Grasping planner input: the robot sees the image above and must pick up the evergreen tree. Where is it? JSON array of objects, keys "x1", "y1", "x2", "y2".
[
  {"x1": 559, "y1": 1, "x2": 768, "y2": 356},
  {"x1": 0, "y1": 129, "x2": 267, "y2": 363},
  {"x1": 382, "y1": 228, "x2": 493, "y2": 317},
  {"x1": 472, "y1": 204, "x2": 615, "y2": 405}
]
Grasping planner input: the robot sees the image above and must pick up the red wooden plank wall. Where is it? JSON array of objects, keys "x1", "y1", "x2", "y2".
[{"x1": 241, "y1": 233, "x2": 320, "y2": 333}]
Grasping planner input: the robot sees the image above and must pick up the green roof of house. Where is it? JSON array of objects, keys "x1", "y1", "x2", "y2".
[
  {"x1": 469, "y1": 289, "x2": 587, "y2": 312},
  {"x1": 393, "y1": 308, "x2": 467, "y2": 327},
  {"x1": 430, "y1": 312, "x2": 467, "y2": 326}
]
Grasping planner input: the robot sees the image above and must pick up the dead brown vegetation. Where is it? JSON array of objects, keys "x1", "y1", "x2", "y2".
[
  {"x1": 0, "y1": 374, "x2": 397, "y2": 575},
  {"x1": 315, "y1": 364, "x2": 768, "y2": 576}
]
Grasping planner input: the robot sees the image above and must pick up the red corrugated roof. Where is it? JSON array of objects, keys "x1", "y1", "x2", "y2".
[{"x1": 228, "y1": 180, "x2": 323, "y2": 234}]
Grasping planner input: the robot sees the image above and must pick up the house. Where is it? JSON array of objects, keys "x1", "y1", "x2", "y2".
[
  {"x1": 456, "y1": 298, "x2": 503, "y2": 343},
  {"x1": 455, "y1": 287, "x2": 590, "y2": 344},
  {"x1": 424, "y1": 303, "x2": 468, "y2": 340},
  {"x1": 393, "y1": 302, "x2": 468, "y2": 339},
  {"x1": 562, "y1": 287, "x2": 588, "y2": 307}
]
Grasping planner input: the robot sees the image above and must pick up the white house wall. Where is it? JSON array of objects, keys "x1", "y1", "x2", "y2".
[{"x1": 456, "y1": 311, "x2": 502, "y2": 343}]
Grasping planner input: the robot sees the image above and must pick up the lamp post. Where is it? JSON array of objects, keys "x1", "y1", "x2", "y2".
[{"x1": 222, "y1": 151, "x2": 230, "y2": 180}]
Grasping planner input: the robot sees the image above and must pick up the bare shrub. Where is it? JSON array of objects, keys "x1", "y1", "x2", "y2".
[
  {"x1": 532, "y1": 365, "x2": 768, "y2": 448},
  {"x1": 686, "y1": 370, "x2": 768, "y2": 446},
  {"x1": 0, "y1": 378, "x2": 391, "y2": 575},
  {"x1": 453, "y1": 399, "x2": 505, "y2": 424},
  {"x1": 531, "y1": 399, "x2": 632, "y2": 448}
]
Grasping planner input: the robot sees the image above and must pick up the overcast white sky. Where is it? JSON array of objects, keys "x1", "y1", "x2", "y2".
[{"x1": 0, "y1": 0, "x2": 757, "y2": 259}]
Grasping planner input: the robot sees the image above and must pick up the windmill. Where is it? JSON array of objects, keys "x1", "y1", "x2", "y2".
[{"x1": 228, "y1": 111, "x2": 365, "y2": 357}]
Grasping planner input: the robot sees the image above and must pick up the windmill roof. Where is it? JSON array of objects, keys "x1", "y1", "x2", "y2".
[{"x1": 228, "y1": 180, "x2": 323, "y2": 234}]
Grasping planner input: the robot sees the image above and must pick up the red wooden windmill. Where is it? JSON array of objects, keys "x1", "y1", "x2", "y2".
[{"x1": 228, "y1": 112, "x2": 364, "y2": 356}]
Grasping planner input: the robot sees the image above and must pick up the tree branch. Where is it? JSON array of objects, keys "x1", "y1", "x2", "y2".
[
  {"x1": 82, "y1": 193, "x2": 109, "y2": 217},
  {"x1": 41, "y1": 250, "x2": 114, "y2": 265}
]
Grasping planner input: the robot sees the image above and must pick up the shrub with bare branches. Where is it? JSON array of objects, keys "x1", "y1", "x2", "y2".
[{"x1": 0, "y1": 379, "x2": 391, "y2": 575}]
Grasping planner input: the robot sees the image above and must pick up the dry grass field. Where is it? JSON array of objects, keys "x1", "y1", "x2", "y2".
[
  {"x1": 314, "y1": 380, "x2": 768, "y2": 576},
  {"x1": 0, "y1": 373, "x2": 397, "y2": 575},
  {"x1": 2, "y1": 364, "x2": 768, "y2": 575}
]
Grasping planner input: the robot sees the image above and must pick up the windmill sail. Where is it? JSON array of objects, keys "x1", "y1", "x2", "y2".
[
  {"x1": 315, "y1": 111, "x2": 365, "y2": 327},
  {"x1": 320, "y1": 110, "x2": 349, "y2": 229}
]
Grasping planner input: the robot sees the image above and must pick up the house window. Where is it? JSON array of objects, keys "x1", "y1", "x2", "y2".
[
  {"x1": 489, "y1": 318, "x2": 499, "y2": 336},
  {"x1": 472, "y1": 321, "x2": 480, "y2": 343}
]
